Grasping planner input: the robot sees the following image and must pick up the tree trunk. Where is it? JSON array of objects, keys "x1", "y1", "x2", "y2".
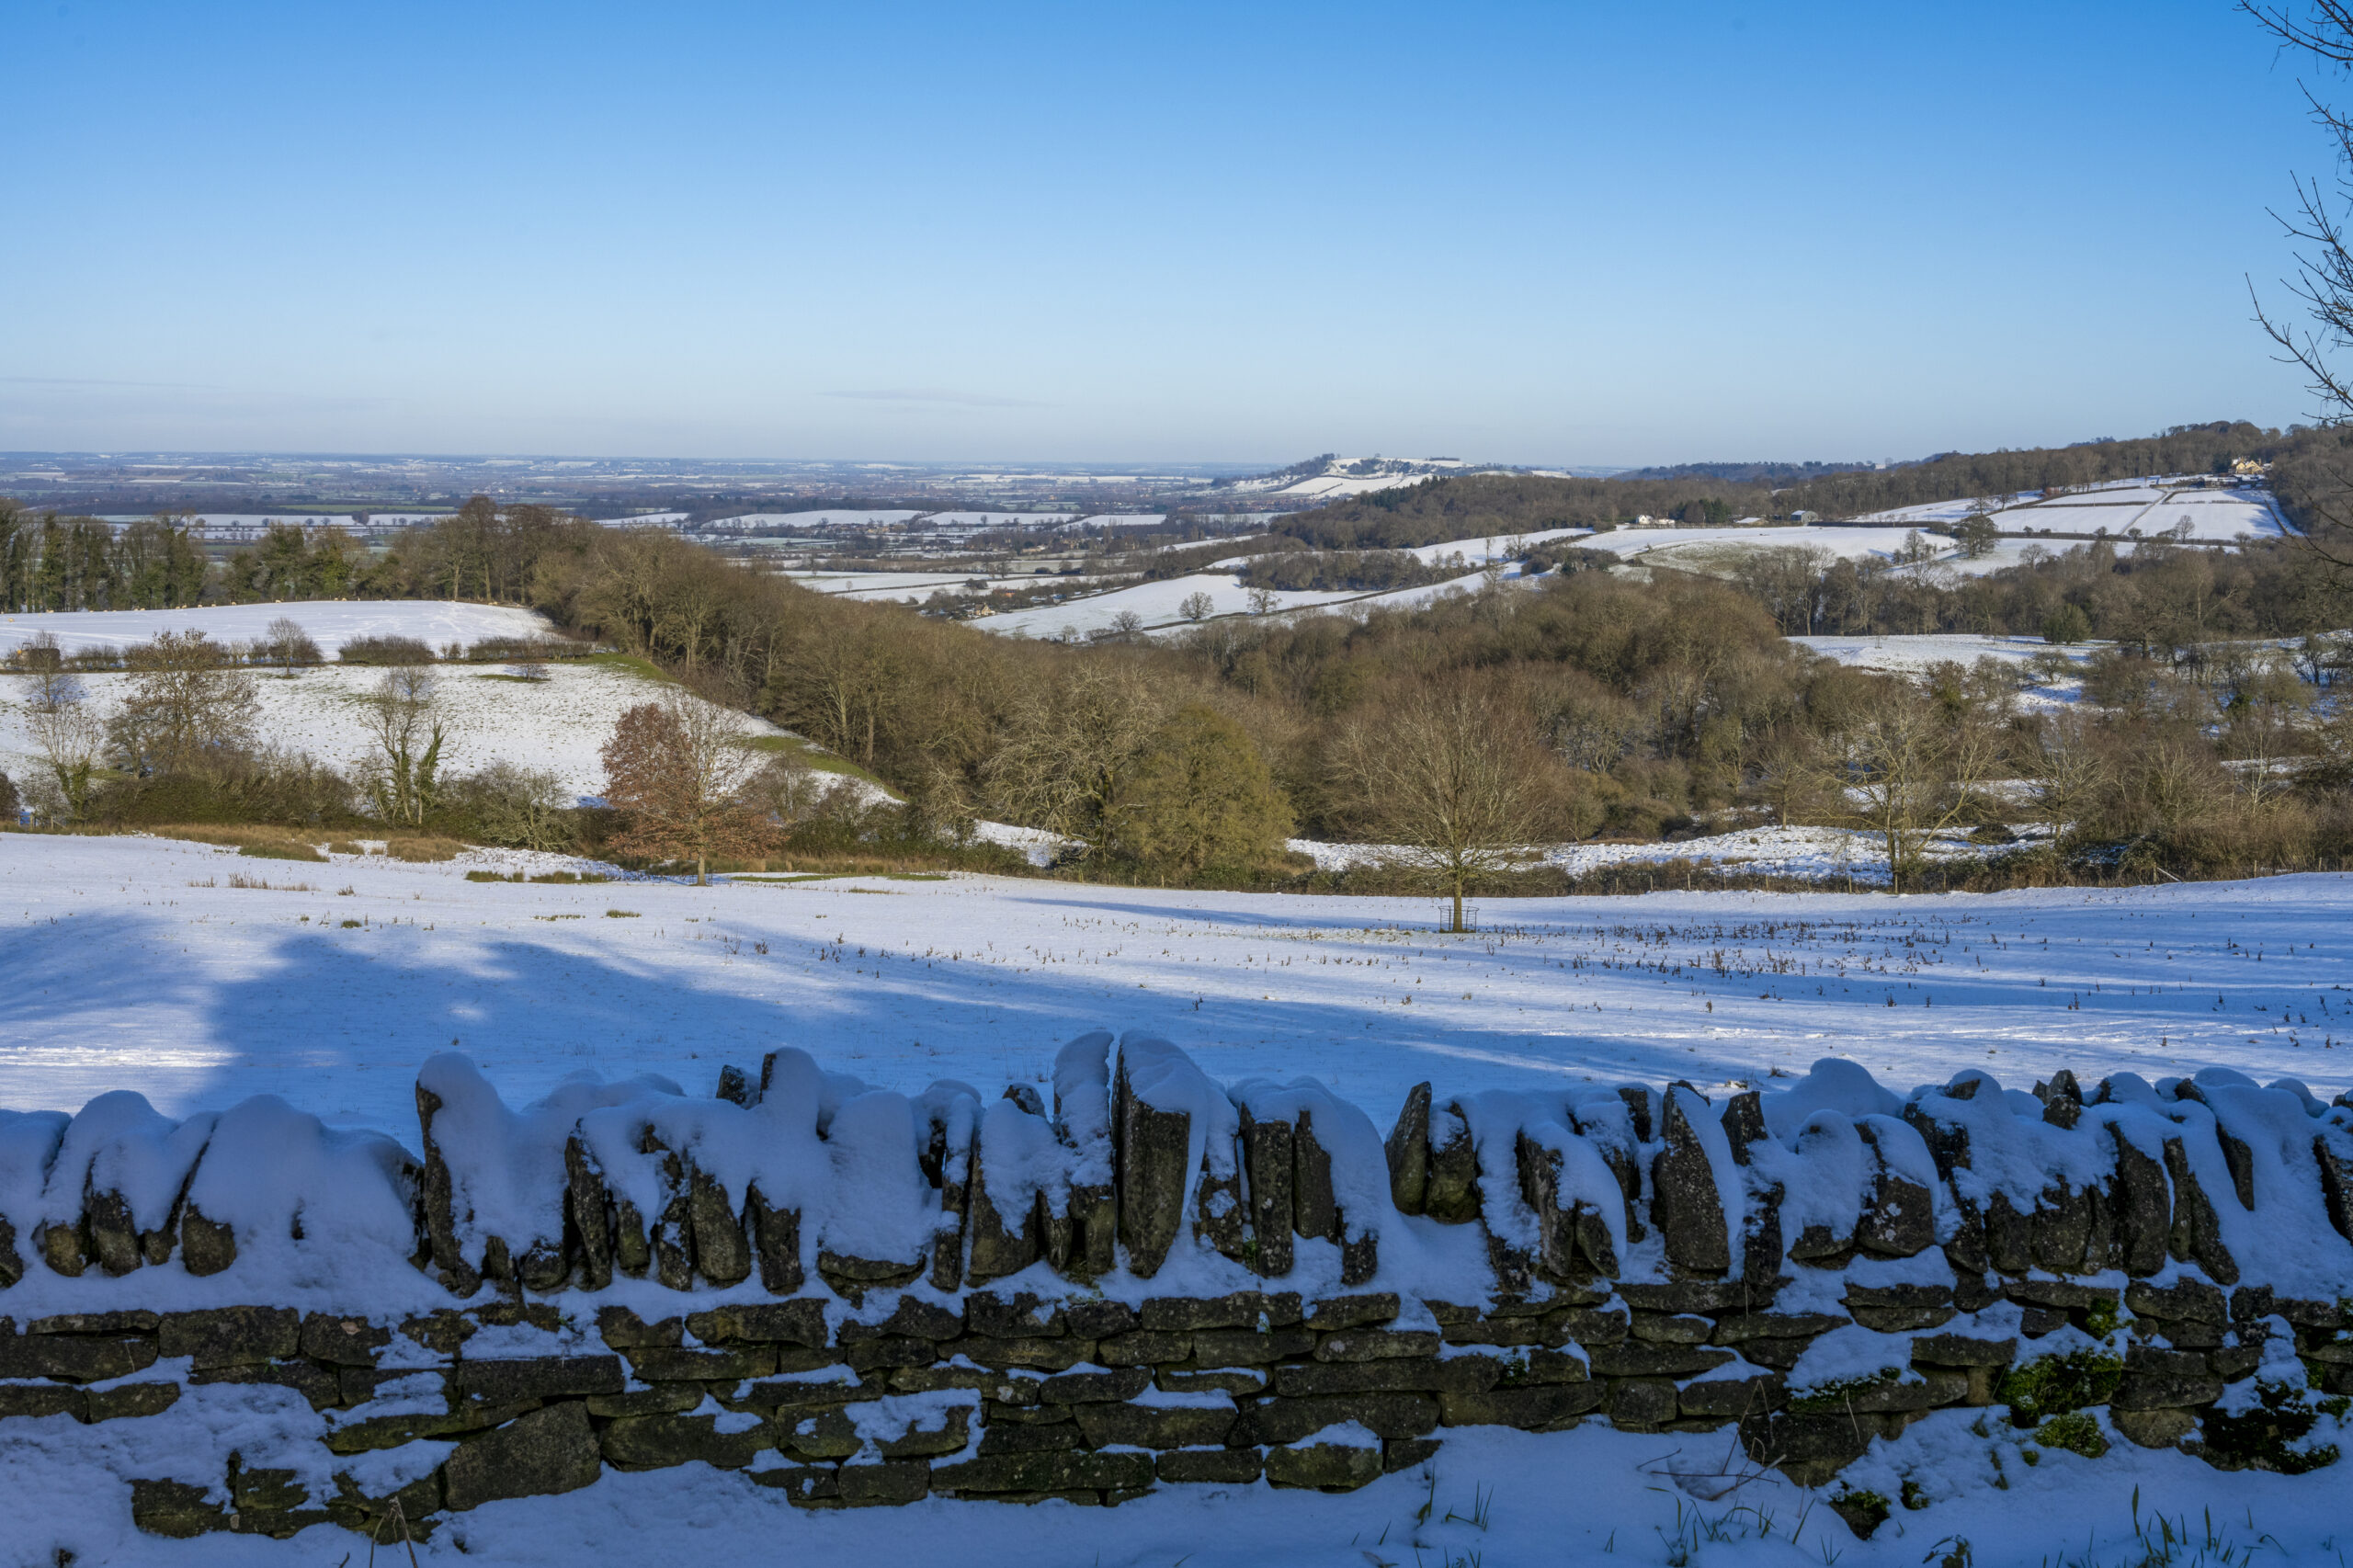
[
  {"x1": 1449, "y1": 872, "x2": 1466, "y2": 934},
  {"x1": 697, "y1": 854, "x2": 708, "y2": 887}
]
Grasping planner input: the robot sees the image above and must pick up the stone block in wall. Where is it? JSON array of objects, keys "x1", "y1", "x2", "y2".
[
  {"x1": 933, "y1": 1451, "x2": 1154, "y2": 1495},
  {"x1": 965, "y1": 1291, "x2": 1065, "y2": 1338},
  {"x1": 1290, "y1": 1108, "x2": 1340, "y2": 1245},
  {"x1": 1709, "y1": 1312, "x2": 1847, "y2": 1345},
  {"x1": 1629, "y1": 1312, "x2": 1712, "y2": 1345},
  {"x1": 1140, "y1": 1292, "x2": 1304, "y2": 1333},
  {"x1": 745, "y1": 1186, "x2": 803, "y2": 1296},
  {"x1": 835, "y1": 1460, "x2": 931, "y2": 1507},
  {"x1": 1423, "y1": 1105, "x2": 1480, "y2": 1225},
  {"x1": 1099, "y1": 1331, "x2": 1191, "y2": 1366},
  {"x1": 1436, "y1": 1383, "x2": 1602, "y2": 1429},
  {"x1": 1313, "y1": 1329, "x2": 1441, "y2": 1362},
  {"x1": 815, "y1": 1251, "x2": 926, "y2": 1301},
  {"x1": 323, "y1": 1470, "x2": 442, "y2": 1543},
  {"x1": 1271, "y1": 1356, "x2": 1499, "y2": 1399},
  {"x1": 1550, "y1": 1305, "x2": 1631, "y2": 1344},
  {"x1": 872, "y1": 1403, "x2": 979, "y2": 1460},
  {"x1": 130, "y1": 1478, "x2": 226, "y2": 1539},
  {"x1": 1852, "y1": 1125, "x2": 1936, "y2": 1258},
  {"x1": 2112, "y1": 1407, "x2": 2199, "y2": 1449},
  {"x1": 1851, "y1": 1303, "x2": 1956, "y2": 1333},
  {"x1": 1650, "y1": 1090, "x2": 1731, "y2": 1275},
  {"x1": 28, "y1": 1311, "x2": 159, "y2": 1335},
  {"x1": 2111, "y1": 1362, "x2": 2226, "y2": 1413},
  {"x1": 2316, "y1": 1134, "x2": 2353, "y2": 1245},
  {"x1": 687, "y1": 1300, "x2": 829, "y2": 1349},
  {"x1": 1041, "y1": 1368, "x2": 1153, "y2": 1403},
  {"x1": 0, "y1": 1383, "x2": 85, "y2": 1419},
  {"x1": 0, "y1": 1328, "x2": 157, "y2": 1383},
  {"x1": 1158, "y1": 1369, "x2": 1267, "y2": 1396},
  {"x1": 1738, "y1": 1339, "x2": 1813, "y2": 1371},
  {"x1": 605, "y1": 1412, "x2": 775, "y2": 1470},
  {"x1": 952, "y1": 1336, "x2": 1098, "y2": 1372},
  {"x1": 1156, "y1": 1448, "x2": 1262, "y2": 1484},
  {"x1": 1677, "y1": 1374, "x2": 1784, "y2": 1419},
  {"x1": 594, "y1": 1306, "x2": 681, "y2": 1349},
  {"x1": 450, "y1": 1355, "x2": 625, "y2": 1407},
  {"x1": 1741, "y1": 1410, "x2": 1878, "y2": 1487},
  {"x1": 2162, "y1": 1139, "x2": 2238, "y2": 1285},
  {"x1": 747, "y1": 1462, "x2": 840, "y2": 1506},
  {"x1": 777, "y1": 1406, "x2": 861, "y2": 1460},
  {"x1": 1187, "y1": 1327, "x2": 1316, "y2": 1367},
  {"x1": 688, "y1": 1165, "x2": 753, "y2": 1289},
  {"x1": 1385, "y1": 1083, "x2": 1431, "y2": 1215},
  {"x1": 296, "y1": 1314, "x2": 389, "y2": 1366},
  {"x1": 622, "y1": 1344, "x2": 775, "y2": 1381},
  {"x1": 1231, "y1": 1392, "x2": 1438, "y2": 1446},
  {"x1": 882, "y1": 1368, "x2": 1032, "y2": 1404},
  {"x1": 1374, "y1": 1437, "x2": 1438, "y2": 1475},
  {"x1": 1604, "y1": 1378, "x2": 1677, "y2": 1427},
  {"x1": 85, "y1": 1381, "x2": 178, "y2": 1422},
  {"x1": 1617, "y1": 1280, "x2": 1774, "y2": 1315},
  {"x1": 1909, "y1": 1334, "x2": 2018, "y2": 1369},
  {"x1": 1074, "y1": 1401, "x2": 1239, "y2": 1449},
  {"x1": 845, "y1": 1335, "x2": 941, "y2": 1373},
  {"x1": 838, "y1": 1299, "x2": 963, "y2": 1345},
  {"x1": 1263, "y1": 1437, "x2": 1381, "y2": 1491},
  {"x1": 981, "y1": 1422, "x2": 1083, "y2": 1455},
  {"x1": 1063, "y1": 1299, "x2": 1140, "y2": 1339},
  {"x1": 1586, "y1": 1344, "x2": 1735, "y2": 1379},
  {"x1": 442, "y1": 1401, "x2": 602, "y2": 1511},
  {"x1": 1115, "y1": 1063, "x2": 1192, "y2": 1279},
  {"x1": 157, "y1": 1306, "x2": 297, "y2": 1369},
  {"x1": 1304, "y1": 1294, "x2": 1400, "y2": 1331},
  {"x1": 189, "y1": 1359, "x2": 339, "y2": 1411},
  {"x1": 589, "y1": 1386, "x2": 704, "y2": 1418}
]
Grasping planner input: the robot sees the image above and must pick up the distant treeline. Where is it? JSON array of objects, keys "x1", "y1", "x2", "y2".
[
  {"x1": 0, "y1": 512, "x2": 208, "y2": 612},
  {"x1": 1270, "y1": 422, "x2": 2295, "y2": 552}
]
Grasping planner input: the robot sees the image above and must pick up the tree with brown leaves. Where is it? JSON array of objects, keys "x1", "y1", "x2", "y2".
[{"x1": 601, "y1": 693, "x2": 776, "y2": 885}]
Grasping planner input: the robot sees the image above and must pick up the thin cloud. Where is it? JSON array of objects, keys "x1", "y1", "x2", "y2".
[
  {"x1": 821, "y1": 387, "x2": 1051, "y2": 409},
  {"x1": 1, "y1": 375, "x2": 222, "y2": 390}
]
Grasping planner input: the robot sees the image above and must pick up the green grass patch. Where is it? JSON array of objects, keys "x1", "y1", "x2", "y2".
[
  {"x1": 605, "y1": 909, "x2": 642, "y2": 918},
  {"x1": 466, "y1": 869, "x2": 525, "y2": 882},
  {"x1": 238, "y1": 842, "x2": 327, "y2": 863},
  {"x1": 742, "y1": 732, "x2": 888, "y2": 786},
  {"x1": 586, "y1": 651, "x2": 674, "y2": 685}
]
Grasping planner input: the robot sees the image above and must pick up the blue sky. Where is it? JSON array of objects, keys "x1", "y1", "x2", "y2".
[{"x1": 0, "y1": 1, "x2": 2336, "y2": 464}]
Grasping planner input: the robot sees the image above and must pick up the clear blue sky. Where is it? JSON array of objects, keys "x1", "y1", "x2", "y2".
[{"x1": 0, "y1": 1, "x2": 2336, "y2": 465}]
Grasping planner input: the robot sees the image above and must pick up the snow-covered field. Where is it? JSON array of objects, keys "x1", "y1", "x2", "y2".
[
  {"x1": 1290, "y1": 822, "x2": 2008, "y2": 883},
  {"x1": 4, "y1": 835, "x2": 2353, "y2": 1563},
  {"x1": 0, "y1": 600, "x2": 553, "y2": 659},
  {"x1": 1857, "y1": 477, "x2": 2293, "y2": 543},
  {"x1": 0, "y1": 656, "x2": 845, "y2": 804},
  {"x1": 1790, "y1": 632, "x2": 2087, "y2": 675}
]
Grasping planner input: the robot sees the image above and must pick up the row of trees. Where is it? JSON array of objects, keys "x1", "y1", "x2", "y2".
[{"x1": 0, "y1": 511, "x2": 208, "y2": 612}]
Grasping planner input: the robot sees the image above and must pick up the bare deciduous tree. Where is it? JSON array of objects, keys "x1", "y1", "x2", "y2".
[
  {"x1": 1828, "y1": 685, "x2": 2004, "y2": 892},
  {"x1": 601, "y1": 692, "x2": 775, "y2": 884},
  {"x1": 110, "y1": 630, "x2": 257, "y2": 776},
  {"x1": 1179, "y1": 591, "x2": 1215, "y2": 622},
  {"x1": 22, "y1": 670, "x2": 108, "y2": 821},
  {"x1": 980, "y1": 665, "x2": 1168, "y2": 858},
  {"x1": 358, "y1": 665, "x2": 447, "y2": 827},
  {"x1": 1327, "y1": 681, "x2": 1551, "y2": 933},
  {"x1": 262, "y1": 616, "x2": 322, "y2": 677}
]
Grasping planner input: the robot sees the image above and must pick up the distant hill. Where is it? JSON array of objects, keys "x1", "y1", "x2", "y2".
[
  {"x1": 1613, "y1": 460, "x2": 1887, "y2": 484},
  {"x1": 1268, "y1": 423, "x2": 2287, "y2": 550}
]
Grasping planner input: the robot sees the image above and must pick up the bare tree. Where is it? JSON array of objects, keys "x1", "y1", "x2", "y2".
[
  {"x1": 1327, "y1": 681, "x2": 1551, "y2": 933},
  {"x1": 2023, "y1": 710, "x2": 2111, "y2": 838},
  {"x1": 981, "y1": 664, "x2": 1168, "y2": 858},
  {"x1": 110, "y1": 631, "x2": 257, "y2": 776},
  {"x1": 262, "y1": 616, "x2": 322, "y2": 677},
  {"x1": 1828, "y1": 685, "x2": 2004, "y2": 892},
  {"x1": 21, "y1": 670, "x2": 108, "y2": 821},
  {"x1": 601, "y1": 691, "x2": 775, "y2": 884},
  {"x1": 2245, "y1": 1, "x2": 2353, "y2": 576},
  {"x1": 1179, "y1": 590, "x2": 1215, "y2": 621},
  {"x1": 358, "y1": 665, "x2": 447, "y2": 827}
]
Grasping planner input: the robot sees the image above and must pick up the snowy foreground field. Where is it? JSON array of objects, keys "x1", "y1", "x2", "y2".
[{"x1": 4, "y1": 835, "x2": 2352, "y2": 1565}]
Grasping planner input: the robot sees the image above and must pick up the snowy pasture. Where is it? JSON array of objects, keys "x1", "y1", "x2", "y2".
[
  {"x1": 1857, "y1": 477, "x2": 2294, "y2": 544},
  {"x1": 5, "y1": 835, "x2": 2353, "y2": 1562},
  {"x1": 0, "y1": 600, "x2": 554, "y2": 659},
  {"x1": 0, "y1": 657, "x2": 815, "y2": 803}
]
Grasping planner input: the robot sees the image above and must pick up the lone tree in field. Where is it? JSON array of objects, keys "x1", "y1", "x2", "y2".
[
  {"x1": 358, "y1": 665, "x2": 447, "y2": 827},
  {"x1": 601, "y1": 693, "x2": 776, "y2": 884},
  {"x1": 1328, "y1": 680, "x2": 1552, "y2": 933},
  {"x1": 261, "y1": 616, "x2": 322, "y2": 676},
  {"x1": 1828, "y1": 683, "x2": 2004, "y2": 892}
]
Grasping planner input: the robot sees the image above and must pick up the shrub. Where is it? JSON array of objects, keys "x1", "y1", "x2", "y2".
[
  {"x1": 2041, "y1": 603, "x2": 2092, "y2": 645},
  {"x1": 2197, "y1": 1381, "x2": 2347, "y2": 1473},
  {"x1": 449, "y1": 762, "x2": 575, "y2": 853},
  {"x1": 339, "y1": 634, "x2": 437, "y2": 666},
  {"x1": 1997, "y1": 1349, "x2": 2123, "y2": 1426},
  {"x1": 238, "y1": 841, "x2": 326, "y2": 863},
  {"x1": 2032, "y1": 1412, "x2": 2109, "y2": 1458},
  {"x1": 0, "y1": 769, "x2": 19, "y2": 824},
  {"x1": 383, "y1": 835, "x2": 465, "y2": 862}
]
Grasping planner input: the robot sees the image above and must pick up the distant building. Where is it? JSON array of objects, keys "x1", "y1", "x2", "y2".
[{"x1": 2231, "y1": 458, "x2": 2268, "y2": 476}]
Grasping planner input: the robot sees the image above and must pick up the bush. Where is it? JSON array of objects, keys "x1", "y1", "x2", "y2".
[
  {"x1": 2041, "y1": 603, "x2": 2091, "y2": 645},
  {"x1": 383, "y1": 835, "x2": 465, "y2": 862},
  {"x1": 95, "y1": 750, "x2": 358, "y2": 828},
  {"x1": 238, "y1": 841, "x2": 326, "y2": 863},
  {"x1": 448, "y1": 762, "x2": 575, "y2": 852},
  {"x1": 339, "y1": 634, "x2": 437, "y2": 665},
  {"x1": 0, "y1": 769, "x2": 18, "y2": 824}
]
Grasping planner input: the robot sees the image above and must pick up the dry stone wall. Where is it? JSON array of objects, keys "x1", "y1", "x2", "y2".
[{"x1": 2, "y1": 1033, "x2": 2351, "y2": 1542}]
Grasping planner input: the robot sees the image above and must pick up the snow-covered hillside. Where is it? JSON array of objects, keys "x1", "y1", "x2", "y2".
[
  {"x1": 0, "y1": 600, "x2": 553, "y2": 659},
  {"x1": 1857, "y1": 476, "x2": 2294, "y2": 543},
  {"x1": 0, "y1": 659, "x2": 816, "y2": 802}
]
